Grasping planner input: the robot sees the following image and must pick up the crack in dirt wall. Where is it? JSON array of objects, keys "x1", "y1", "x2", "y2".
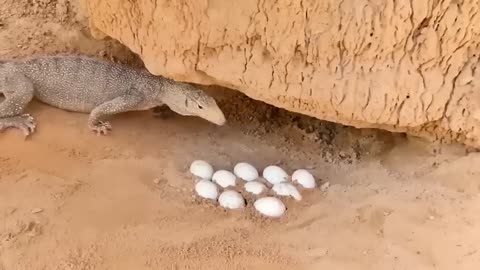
[{"x1": 79, "y1": 0, "x2": 480, "y2": 147}]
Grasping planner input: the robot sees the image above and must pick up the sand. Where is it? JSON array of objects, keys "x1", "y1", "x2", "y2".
[{"x1": 1, "y1": 1, "x2": 480, "y2": 269}]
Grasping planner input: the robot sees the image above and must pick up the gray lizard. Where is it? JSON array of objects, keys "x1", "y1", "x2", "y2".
[{"x1": 0, "y1": 54, "x2": 226, "y2": 137}]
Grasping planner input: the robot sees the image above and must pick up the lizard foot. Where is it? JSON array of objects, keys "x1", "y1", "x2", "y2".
[
  {"x1": 0, "y1": 114, "x2": 37, "y2": 138},
  {"x1": 90, "y1": 121, "x2": 112, "y2": 135}
]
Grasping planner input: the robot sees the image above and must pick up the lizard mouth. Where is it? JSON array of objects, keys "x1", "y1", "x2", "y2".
[
  {"x1": 209, "y1": 110, "x2": 226, "y2": 126},
  {"x1": 165, "y1": 104, "x2": 226, "y2": 125},
  {"x1": 213, "y1": 117, "x2": 226, "y2": 126}
]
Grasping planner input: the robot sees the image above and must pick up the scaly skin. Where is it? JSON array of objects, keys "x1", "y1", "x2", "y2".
[{"x1": 0, "y1": 54, "x2": 226, "y2": 137}]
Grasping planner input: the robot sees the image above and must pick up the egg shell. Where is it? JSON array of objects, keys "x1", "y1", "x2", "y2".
[
  {"x1": 190, "y1": 160, "x2": 214, "y2": 180},
  {"x1": 254, "y1": 197, "x2": 286, "y2": 218},
  {"x1": 262, "y1": 165, "x2": 289, "y2": 184},
  {"x1": 272, "y1": 182, "x2": 302, "y2": 201},
  {"x1": 195, "y1": 179, "x2": 219, "y2": 200},
  {"x1": 233, "y1": 162, "x2": 259, "y2": 181},
  {"x1": 218, "y1": 190, "x2": 245, "y2": 209},
  {"x1": 244, "y1": 181, "x2": 267, "y2": 195},
  {"x1": 212, "y1": 170, "x2": 237, "y2": 188},
  {"x1": 291, "y1": 169, "x2": 316, "y2": 189}
]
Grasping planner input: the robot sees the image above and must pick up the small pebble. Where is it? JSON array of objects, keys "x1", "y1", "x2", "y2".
[
  {"x1": 153, "y1": 178, "x2": 161, "y2": 184},
  {"x1": 6, "y1": 207, "x2": 17, "y2": 215},
  {"x1": 324, "y1": 152, "x2": 333, "y2": 163},
  {"x1": 31, "y1": 208, "x2": 43, "y2": 214},
  {"x1": 320, "y1": 181, "x2": 330, "y2": 192},
  {"x1": 318, "y1": 248, "x2": 329, "y2": 257}
]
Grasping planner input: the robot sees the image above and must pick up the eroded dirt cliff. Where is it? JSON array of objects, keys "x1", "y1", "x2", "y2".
[{"x1": 79, "y1": 0, "x2": 480, "y2": 147}]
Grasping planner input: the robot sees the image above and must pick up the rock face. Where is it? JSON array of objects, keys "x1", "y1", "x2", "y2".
[{"x1": 79, "y1": 0, "x2": 480, "y2": 147}]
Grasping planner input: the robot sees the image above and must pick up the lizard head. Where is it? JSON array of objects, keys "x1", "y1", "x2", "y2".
[{"x1": 162, "y1": 81, "x2": 226, "y2": 126}]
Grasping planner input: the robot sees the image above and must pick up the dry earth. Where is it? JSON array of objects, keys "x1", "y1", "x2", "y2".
[{"x1": 1, "y1": 1, "x2": 480, "y2": 270}]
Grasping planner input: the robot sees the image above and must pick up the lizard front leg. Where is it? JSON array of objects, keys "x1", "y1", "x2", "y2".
[
  {"x1": 0, "y1": 73, "x2": 36, "y2": 137},
  {"x1": 88, "y1": 93, "x2": 144, "y2": 135}
]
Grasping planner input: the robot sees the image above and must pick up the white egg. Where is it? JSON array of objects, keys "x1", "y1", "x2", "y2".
[
  {"x1": 233, "y1": 162, "x2": 259, "y2": 181},
  {"x1": 291, "y1": 169, "x2": 316, "y2": 189},
  {"x1": 262, "y1": 165, "x2": 289, "y2": 184},
  {"x1": 194, "y1": 179, "x2": 219, "y2": 200},
  {"x1": 254, "y1": 197, "x2": 286, "y2": 218},
  {"x1": 244, "y1": 181, "x2": 267, "y2": 195},
  {"x1": 218, "y1": 190, "x2": 245, "y2": 209},
  {"x1": 272, "y1": 182, "x2": 302, "y2": 201},
  {"x1": 212, "y1": 170, "x2": 237, "y2": 188},
  {"x1": 189, "y1": 160, "x2": 214, "y2": 180}
]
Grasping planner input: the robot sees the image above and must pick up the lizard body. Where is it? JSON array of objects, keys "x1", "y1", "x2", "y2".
[{"x1": 0, "y1": 54, "x2": 226, "y2": 136}]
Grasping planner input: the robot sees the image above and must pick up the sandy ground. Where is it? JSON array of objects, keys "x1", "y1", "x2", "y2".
[{"x1": 1, "y1": 1, "x2": 480, "y2": 269}]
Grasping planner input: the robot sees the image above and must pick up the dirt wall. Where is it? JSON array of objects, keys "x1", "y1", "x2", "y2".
[{"x1": 78, "y1": 0, "x2": 480, "y2": 147}]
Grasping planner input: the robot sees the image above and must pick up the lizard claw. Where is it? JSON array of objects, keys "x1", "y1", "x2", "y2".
[
  {"x1": 90, "y1": 121, "x2": 112, "y2": 135},
  {"x1": 20, "y1": 114, "x2": 36, "y2": 138},
  {"x1": 0, "y1": 114, "x2": 37, "y2": 138}
]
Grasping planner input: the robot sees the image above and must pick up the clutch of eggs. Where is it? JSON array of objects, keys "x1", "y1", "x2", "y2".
[{"x1": 189, "y1": 160, "x2": 318, "y2": 218}]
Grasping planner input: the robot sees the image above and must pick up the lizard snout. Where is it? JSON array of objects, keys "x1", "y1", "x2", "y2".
[
  {"x1": 216, "y1": 117, "x2": 226, "y2": 126},
  {"x1": 207, "y1": 108, "x2": 226, "y2": 126},
  {"x1": 212, "y1": 112, "x2": 226, "y2": 126}
]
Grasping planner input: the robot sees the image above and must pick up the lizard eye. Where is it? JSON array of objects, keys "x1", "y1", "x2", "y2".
[{"x1": 197, "y1": 104, "x2": 203, "y2": 109}]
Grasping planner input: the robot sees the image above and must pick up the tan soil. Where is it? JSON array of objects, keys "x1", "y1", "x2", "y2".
[{"x1": 1, "y1": 1, "x2": 480, "y2": 270}]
